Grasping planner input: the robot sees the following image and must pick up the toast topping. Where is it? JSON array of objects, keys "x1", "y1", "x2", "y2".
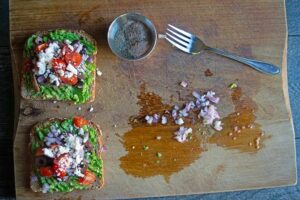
[
  {"x1": 31, "y1": 117, "x2": 103, "y2": 193},
  {"x1": 23, "y1": 30, "x2": 97, "y2": 103}
]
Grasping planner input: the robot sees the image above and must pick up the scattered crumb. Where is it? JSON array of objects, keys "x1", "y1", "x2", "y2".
[
  {"x1": 113, "y1": 124, "x2": 117, "y2": 128},
  {"x1": 132, "y1": 146, "x2": 135, "y2": 149},
  {"x1": 228, "y1": 132, "x2": 233, "y2": 136},
  {"x1": 233, "y1": 137, "x2": 237, "y2": 140},
  {"x1": 204, "y1": 69, "x2": 213, "y2": 77},
  {"x1": 96, "y1": 68, "x2": 102, "y2": 76},
  {"x1": 180, "y1": 81, "x2": 188, "y2": 88},
  {"x1": 53, "y1": 101, "x2": 57, "y2": 104},
  {"x1": 156, "y1": 136, "x2": 161, "y2": 140},
  {"x1": 77, "y1": 107, "x2": 82, "y2": 111},
  {"x1": 88, "y1": 106, "x2": 94, "y2": 112},
  {"x1": 158, "y1": 34, "x2": 166, "y2": 39}
]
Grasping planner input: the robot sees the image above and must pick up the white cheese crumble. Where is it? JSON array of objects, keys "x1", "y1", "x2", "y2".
[
  {"x1": 66, "y1": 63, "x2": 78, "y2": 75},
  {"x1": 43, "y1": 148, "x2": 54, "y2": 158}
]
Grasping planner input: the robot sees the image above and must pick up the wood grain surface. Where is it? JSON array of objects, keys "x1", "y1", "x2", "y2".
[{"x1": 10, "y1": 0, "x2": 296, "y2": 199}]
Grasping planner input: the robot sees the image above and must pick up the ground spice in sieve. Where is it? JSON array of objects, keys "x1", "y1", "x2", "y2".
[{"x1": 114, "y1": 19, "x2": 152, "y2": 59}]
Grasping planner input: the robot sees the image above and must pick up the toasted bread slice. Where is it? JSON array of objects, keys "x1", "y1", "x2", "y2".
[
  {"x1": 30, "y1": 118, "x2": 104, "y2": 193},
  {"x1": 21, "y1": 29, "x2": 97, "y2": 103}
]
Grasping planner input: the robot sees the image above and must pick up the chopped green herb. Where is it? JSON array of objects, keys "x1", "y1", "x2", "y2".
[
  {"x1": 228, "y1": 82, "x2": 238, "y2": 89},
  {"x1": 156, "y1": 152, "x2": 162, "y2": 158},
  {"x1": 143, "y1": 145, "x2": 149, "y2": 151}
]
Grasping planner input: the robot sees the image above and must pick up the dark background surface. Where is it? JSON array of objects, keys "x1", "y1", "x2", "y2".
[{"x1": 1, "y1": 0, "x2": 300, "y2": 199}]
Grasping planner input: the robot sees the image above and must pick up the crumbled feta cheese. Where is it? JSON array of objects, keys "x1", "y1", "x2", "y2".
[
  {"x1": 43, "y1": 148, "x2": 54, "y2": 158},
  {"x1": 66, "y1": 63, "x2": 78, "y2": 75},
  {"x1": 74, "y1": 168, "x2": 84, "y2": 177},
  {"x1": 75, "y1": 43, "x2": 83, "y2": 53},
  {"x1": 67, "y1": 44, "x2": 74, "y2": 51},
  {"x1": 78, "y1": 128, "x2": 84, "y2": 135},
  {"x1": 83, "y1": 132, "x2": 89, "y2": 143},
  {"x1": 49, "y1": 74, "x2": 60, "y2": 86},
  {"x1": 64, "y1": 71, "x2": 74, "y2": 78},
  {"x1": 57, "y1": 146, "x2": 69, "y2": 155},
  {"x1": 57, "y1": 69, "x2": 65, "y2": 77},
  {"x1": 36, "y1": 61, "x2": 46, "y2": 75},
  {"x1": 64, "y1": 39, "x2": 71, "y2": 44}
]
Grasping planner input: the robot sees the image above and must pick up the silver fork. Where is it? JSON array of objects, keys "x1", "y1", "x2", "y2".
[{"x1": 165, "y1": 24, "x2": 280, "y2": 75}]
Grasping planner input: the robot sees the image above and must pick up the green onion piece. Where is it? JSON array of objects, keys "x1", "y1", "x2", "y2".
[
  {"x1": 228, "y1": 82, "x2": 238, "y2": 89},
  {"x1": 143, "y1": 145, "x2": 149, "y2": 151},
  {"x1": 156, "y1": 152, "x2": 162, "y2": 158}
]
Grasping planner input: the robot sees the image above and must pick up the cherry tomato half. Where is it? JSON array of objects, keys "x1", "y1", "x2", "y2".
[
  {"x1": 40, "y1": 166, "x2": 54, "y2": 177},
  {"x1": 23, "y1": 59, "x2": 33, "y2": 72},
  {"x1": 78, "y1": 170, "x2": 96, "y2": 185},
  {"x1": 60, "y1": 75, "x2": 78, "y2": 85},
  {"x1": 64, "y1": 52, "x2": 82, "y2": 67},
  {"x1": 73, "y1": 116, "x2": 89, "y2": 128},
  {"x1": 35, "y1": 43, "x2": 48, "y2": 52},
  {"x1": 52, "y1": 58, "x2": 67, "y2": 71}
]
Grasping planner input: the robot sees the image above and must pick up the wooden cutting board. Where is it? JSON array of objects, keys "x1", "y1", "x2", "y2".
[{"x1": 11, "y1": 0, "x2": 296, "y2": 199}]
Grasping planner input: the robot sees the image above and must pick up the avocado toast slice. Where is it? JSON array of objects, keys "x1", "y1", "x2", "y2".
[
  {"x1": 21, "y1": 29, "x2": 97, "y2": 104},
  {"x1": 30, "y1": 117, "x2": 104, "y2": 193}
]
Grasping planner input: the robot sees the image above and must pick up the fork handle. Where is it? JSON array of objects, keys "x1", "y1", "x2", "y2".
[{"x1": 206, "y1": 47, "x2": 280, "y2": 75}]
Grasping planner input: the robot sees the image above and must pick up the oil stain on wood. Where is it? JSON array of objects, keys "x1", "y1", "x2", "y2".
[
  {"x1": 120, "y1": 84, "x2": 264, "y2": 182},
  {"x1": 120, "y1": 84, "x2": 203, "y2": 182}
]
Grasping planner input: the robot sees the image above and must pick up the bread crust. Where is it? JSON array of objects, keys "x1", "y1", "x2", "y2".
[
  {"x1": 29, "y1": 118, "x2": 104, "y2": 193},
  {"x1": 21, "y1": 29, "x2": 97, "y2": 103}
]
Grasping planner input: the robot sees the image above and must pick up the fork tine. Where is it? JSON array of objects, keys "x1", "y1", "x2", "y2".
[
  {"x1": 166, "y1": 28, "x2": 190, "y2": 43},
  {"x1": 167, "y1": 24, "x2": 192, "y2": 38},
  {"x1": 166, "y1": 33, "x2": 188, "y2": 47},
  {"x1": 165, "y1": 37, "x2": 189, "y2": 53}
]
